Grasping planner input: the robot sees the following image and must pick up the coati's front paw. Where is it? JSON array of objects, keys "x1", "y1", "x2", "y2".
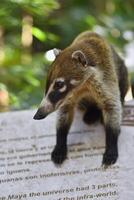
[
  {"x1": 51, "y1": 145, "x2": 67, "y2": 164},
  {"x1": 102, "y1": 149, "x2": 118, "y2": 166}
]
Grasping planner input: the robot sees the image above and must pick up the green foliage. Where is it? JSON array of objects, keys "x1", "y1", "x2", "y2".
[
  {"x1": 0, "y1": 0, "x2": 134, "y2": 111},
  {"x1": 32, "y1": 27, "x2": 47, "y2": 42}
]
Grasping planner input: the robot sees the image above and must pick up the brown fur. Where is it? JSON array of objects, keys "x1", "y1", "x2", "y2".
[
  {"x1": 37, "y1": 31, "x2": 129, "y2": 166},
  {"x1": 47, "y1": 31, "x2": 128, "y2": 110}
]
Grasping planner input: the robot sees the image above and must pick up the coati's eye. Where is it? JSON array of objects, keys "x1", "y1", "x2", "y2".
[{"x1": 54, "y1": 81, "x2": 64, "y2": 89}]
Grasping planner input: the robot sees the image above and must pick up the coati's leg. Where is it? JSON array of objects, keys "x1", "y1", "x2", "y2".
[
  {"x1": 102, "y1": 104, "x2": 121, "y2": 166},
  {"x1": 84, "y1": 67, "x2": 122, "y2": 166},
  {"x1": 83, "y1": 105, "x2": 102, "y2": 124},
  {"x1": 132, "y1": 79, "x2": 134, "y2": 98},
  {"x1": 111, "y1": 46, "x2": 129, "y2": 104},
  {"x1": 118, "y1": 63, "x2": 129, "y2": 105},
  {"x1": 51, "y1": 105, "x2": 74, "y2": 164}
]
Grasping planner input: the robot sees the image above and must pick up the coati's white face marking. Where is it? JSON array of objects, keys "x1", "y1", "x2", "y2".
[
  {"x1": 37, "y1": 77, "x2": 82, "y2": 116},
  {"x1": 40, "y1": 98, "x2": 53, "y2": 113},
  {"x1": 59, "y1": 85, "x2": 67, "y2": 92},
  {"x1": 54, "y1": 77, "x2": 67, "y2": 93},
  {"x1": 70, "y1": 79, "x2": 80, "y2": 86},
  {"x1": 56, "y1": 77, "x2": 65, "y2": 82},
  {"x1": 39, "y1": 81, "x2": 55, "y2": 113},
  {"x1": 39, "y1": 77, "x2": 67, "y2": 111},
  {"x1": 34, "y1": 77, "x2": 81, "y2": 120}
]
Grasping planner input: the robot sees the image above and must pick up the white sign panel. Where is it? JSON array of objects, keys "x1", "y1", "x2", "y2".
[{"x1": 0, "y1": 101, "x2": 134, "y2": 200}]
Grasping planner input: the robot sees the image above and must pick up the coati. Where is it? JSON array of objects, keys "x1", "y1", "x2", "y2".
[{"x1": 33, "y1": 31, "x2": 129, "y2": 166}]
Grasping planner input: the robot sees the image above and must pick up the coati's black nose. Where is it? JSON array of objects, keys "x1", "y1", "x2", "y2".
[{"x1": 33, "y1": 108, "x2": 48, "y2": 120}]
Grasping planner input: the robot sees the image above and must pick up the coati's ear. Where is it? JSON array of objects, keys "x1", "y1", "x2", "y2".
[
  {"x1": 53, "y1": 48, "x2": 61, "y2": 57},
  {"x1": 72, "y1": 50, "x2": 88, "y2": 67}
]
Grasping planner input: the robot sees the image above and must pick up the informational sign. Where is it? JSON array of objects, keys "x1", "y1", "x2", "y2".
[{"x1": 0, "y1": 101, "x2": 134, "y2": 200}]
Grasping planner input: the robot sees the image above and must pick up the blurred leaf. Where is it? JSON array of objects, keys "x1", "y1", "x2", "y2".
[
  {"x1": 47, "y1": 32, "x2": 59, "y2": 42},
  {"x1": 0, "y1": 83, "x2": 7, "y2": 91},
  {"x1": 85, "y1": 15, "x2": 96, "y2": 28},
  {"x1": 32, "y1": 27, "x2": 47, "y2": 42},
  {"x1": 24, "y1": 74, "x2": 40, "y2": 87}
]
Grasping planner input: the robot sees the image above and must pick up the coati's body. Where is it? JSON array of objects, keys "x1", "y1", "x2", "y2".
[{"x1": 34, "y1": 31, "x2": 129, "y2": 166}]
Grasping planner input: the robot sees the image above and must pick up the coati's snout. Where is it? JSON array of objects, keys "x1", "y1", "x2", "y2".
[
  {"x1": 33, "y1": 78, "x2": 74, "y2": 120},
  {"x1": 33, "y1": 107, "x2": 49, "y2": 120}
]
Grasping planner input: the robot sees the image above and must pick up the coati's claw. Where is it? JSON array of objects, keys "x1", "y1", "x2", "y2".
[
  {"x1": 51, "y1": 146, "x2": 67, "y2": 164},
  {"x1": 102, "y1": 150, "x2": 118, "y2": 166}
]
